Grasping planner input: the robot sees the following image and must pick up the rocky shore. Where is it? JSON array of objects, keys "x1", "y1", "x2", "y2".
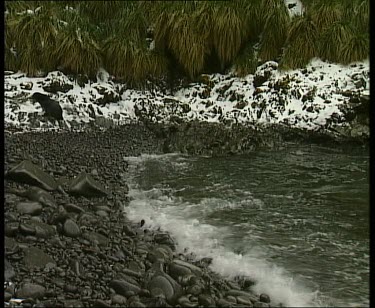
[{"x1": 4, "y1": 124, "x2": 274, "y2": 308}]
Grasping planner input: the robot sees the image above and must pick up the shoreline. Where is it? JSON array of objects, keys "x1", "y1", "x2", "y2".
[{"x1": 5, "y1": 124, "x2": 277, "y2": 308}]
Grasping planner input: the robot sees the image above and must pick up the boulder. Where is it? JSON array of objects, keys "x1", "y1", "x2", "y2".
[
  {"x1": 147, "y1": 273, "x2": 182, "y2": 305},
  {"x1": 69, "y1": 172, "x2": 108, "y2": 198},
  {"x1": 43, "y1": 80, "x2": 73, "y2": 94},
  {"x1": 27, "y1": 220, "x2": 56, "y2": 239},
  {"x1": 63, "y1": 219, "x2": 81, "y2": 238},
  {"x1": 16, "y1": 283, "x2": 46, "y2": 299},
  {"x1": 23, "y1": 186, "x2": 56, "y2": 207},
  {"x1": 16, "y1": 201, "x2": 43, "y2": 215},
  {"x1": 109, "y1": 279, "x2": 141, "y2": 296},
  {"x1": 82, "y1": 231, "x2": 109, "y2": 246},
  {"x1": 23, "y1": 247, "x2": 56, "y2": 269},
  {"x1": 170, "y1": 259, "x2": 202, "y2": 277},
  {"x1": 6, "y1": 160, "x2": 58, "y2": 191},
  {"x1": 5, "y1": 258, "x2": 15, "y2": 281},
  {"x1": 93, "y1": 85, "x2": 120, "y2": 106},
  {"x1": 153, "y1": 233, "x2": 176, "y2": 251}
]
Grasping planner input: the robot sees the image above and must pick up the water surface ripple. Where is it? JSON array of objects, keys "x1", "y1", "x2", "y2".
[{"x1": 124, "y1": 143, "x2": 369, "y2": 307}]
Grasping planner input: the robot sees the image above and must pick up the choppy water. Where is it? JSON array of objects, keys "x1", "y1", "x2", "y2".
[{"x1": 123, "y1": 143, "x2": 369, "y2": 307}]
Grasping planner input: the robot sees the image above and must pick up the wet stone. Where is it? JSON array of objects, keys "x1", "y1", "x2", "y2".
[
  {"x1": 6, "y1": 160, "x2": 58, "y2": 191},
  {"x1": 64, "y1": 203, "x2": 85, "y2": 214},
  {"x1": 237, "y1": 295, "x2": 253, "y2": 306},
  {"x1": 83, "y1": 231, "x2": 109, "y2": 246},
  {"x1": 111, "y1": 294, "x2": 127, "y2": 305},
  {"x1": 92, "y1": 299, "x2": 111, "y2": 307},
  {"x1": 63, "y1": 219, "x2": 81, "y2": 237},
  {"x1": 23, "y1": 186, "x2": 56, "y2": 207},
  {"x1": 109, "y1": 279, "x2": 141, "y2": 296},
  {"x1": 78, "y1": 213, "x2": 99, "y2": 226},
  {"x1": 19, "y1": 223, "x2": 37, "y2": 236},
  {"x1": 23, "y1": 247, "x2": 56, "y2": 269},
  {"x1": 16, "y1": 201, "x2": 43, "y2": 215},
  {"x1": 69, "y1": 172, "x2": 108, "y2": 198},
  {"x1": 169, "y1": 259, "x2": 202, "y2": 279},
  {"x1": 198, "y1": 294, "x2": 216, "y2": 307},
  {"x1": 226, "y1": 290, "x2": 258, "y2": 303},
  {"x1": 63, "y1": 300, "x2": 84, "y2": 307},
  {"x1": 122, "y1": 268, "x2": 142, "y2": 279},
  {"x1": 5, "y1": 236, "x2": 19, "y2": 253},
  {"x1": 123, "y1": 224, "x2": 136, "y2": 236},
  {"x1": 27, "y1": 220, "x2": 56, "y2": 239},
  {"x1": 153, "y1": 233, "x2": 176, "y2": 250},
  {"x1": 16, "y1": 283, "x2": 46, "y2": 299},
  {"x1": 5, "y1": 222, "x2": 19, "y2": 237},
  {"x1": 96, "y1": 210, "x2": 108, "y2": 217},
  {"x1": 5, "y1": 292, "x2": 12, "y2": 302},
  {"x1": 5, "y1": 258, "x2": 16, "y2": 281},
  {"x1": 260, "y1": 293, "x2": 271, "y2": 303},
  {"x1": 217, "y1": 298, "x2": 233, "y2": 307},
  {"x1": 148, "y1": 273, "x2": 182, "y2": 305}
]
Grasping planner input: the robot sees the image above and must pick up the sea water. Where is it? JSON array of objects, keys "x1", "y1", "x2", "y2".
[{"x1": 123, "y1": 143, "x2": 369, "y2": 307}]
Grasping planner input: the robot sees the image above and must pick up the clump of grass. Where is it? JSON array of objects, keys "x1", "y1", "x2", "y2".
[
  {"x1": 7, "y1": 3, "x2": 60, "y2": 75},
  {"x1": 259, "y1": 0, "x2": 291, "y2": 62},
  {"x1": 53, "y1": 9, "x2": 101, "y2": 77},
  {"x1": 279, "y1": 14, "x2": 318, "y2": 70},
  {"x1": 340, "y1": 32, "x2": 369, "y2": 64},
  {"x1": 317, "y1": 20, "x2": 353, "y2": 62},
  {"x1": 233, "y1": 43, "x2": 258, "y2": 77}
]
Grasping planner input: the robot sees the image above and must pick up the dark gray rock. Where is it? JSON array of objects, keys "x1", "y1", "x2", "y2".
[
  {"x1": 186, "y1": 284, "x2": 203, "y2": 296},
  {"x1": 226, "y1": 290, "x2": 258, "y2": 304},
  {"x1": 23, "y1": 186, "x2": 56, "y2": 207},
  {"x1": 217, "y1": 298, "x2": 234, "y2": 307},
  {"x1": 23, "y1": 247, "x2": 56, "y2": 269},
  {"x1": 16, "y1": 201, "x2": 43, "y2": 215},
  {"x1": 62, "y1": 300, "x2": 84, "y2": 308},
  {"x1": 169, "y1": 261, "x2": 192, "y2": 279},
  {"x1": 5, "y1": 258, "x2": 15, "y2": 281},
  {"x1": 82, "y1": 231, "x2": 109, "y2": 246},
  {"x1": 63, "y1": 219, "x2": 81, "y2": 237},
  {"x1": 122, "y1": 268, "x2": 143, "y2": 279},
  {"x1": 16, "y1": 283, "x2": 46, "y2": 299},
  {"x1": 153, "y1": 233, "x2": 176, "y2": 250},
  {"x1": 111, "y1": 294, "x2": 127, "y2": 305},
  {"x1": 27, "y1": 220, "x2": 56, "y2": 239},
  {"x1": 148, "y1": 246, "x2": 173, "y2": 264},
  {"x1": 64, "y1": 203, "x2": 85, "y2": 213},
  {"x1": 69, "y1": 172, "x2": 108, "y2": 198},
  {"x1": 259, "y1": 293, "x2": 271, "y2": 303},
  {"x1": 109, "y1": 279, "x2": 141, "y2": 296},
  {"x1": 19, "y1": 223, "x2": 37, "y2": 236},
  {"x1": 42, "y1": 80, "x2": 73, "y2": 94},
  {"x1": 5, "y1": 222, "x2": 19, "y2": 237},
  {"x1": 92, "y1": 299, "x2": 112, "y2": 307},
  {"x1": 148, "y1": 273, "x2": 182, "y2": 305},
  {"x1": 198, "y1": 294, "x2": 216, "y2": 307},
  {"x1": 6, "y1": 160, "x2": 58, "y2": 191},
  {"x1": 169, "y1": 260, "x2": 202, "y2": 279},
  {"x1": 123, "y1": 224, "x2": 136, "y2": 236},
  {"x1": 4, "y1": 292, "x2": 12, "y2": 302},
  {"x1": 237, "y1": 295, "x2": 253, "y2": 306}
]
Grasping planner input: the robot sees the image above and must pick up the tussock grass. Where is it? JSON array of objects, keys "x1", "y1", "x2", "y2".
[{"x1": 5, "y1": 0, "x2": 370, "y2": 80}]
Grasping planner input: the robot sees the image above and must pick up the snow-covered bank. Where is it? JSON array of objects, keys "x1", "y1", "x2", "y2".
[{"x1": 4, "y1": 59, "x2": 369, "y2": 140}]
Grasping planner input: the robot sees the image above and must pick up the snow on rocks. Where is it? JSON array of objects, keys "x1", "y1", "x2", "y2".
[{"x1": 4, "y1": 59, "x2": 370, "y2": 139}]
